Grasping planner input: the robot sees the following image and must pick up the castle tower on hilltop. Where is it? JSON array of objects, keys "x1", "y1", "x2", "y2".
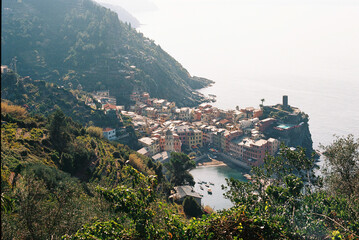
[{"x1": 283, "y1": 95, "x2": 289, "y2": 109}]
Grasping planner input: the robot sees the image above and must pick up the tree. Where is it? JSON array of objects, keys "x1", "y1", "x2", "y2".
[
  {"x1": 165, "y1": 152, "x2": 196, "y2": 186},
  {"x1": 260, "y1": 98, "x2": 265, "y2": 107},
  {"x1": 223, "y1": 146, "x2": 323, "y2": 237},
  {"x1": 183, "y1": 196, "x2": 203, "y2": 218},
  {"x1": 2, "y1": 164, "x2": 84, "y2": 239},
  {"x1": 321, "y1": 134, "x2": 359, "y2": 199},
  {"x1": 223, "y1": 143, "x2": 359, "y2": 238},
  {"x1": 49, "y1": 109, "x2": 70, "y2": 152}
]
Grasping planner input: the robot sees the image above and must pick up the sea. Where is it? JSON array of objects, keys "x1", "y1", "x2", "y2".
[{"x1": 98, "y1": 0, "x2": 359, "y2": 210}]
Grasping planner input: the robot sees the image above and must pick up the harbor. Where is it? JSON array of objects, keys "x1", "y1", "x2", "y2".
[{"x1": 190, "y1": 162, "x2": 249, "y2": 210}]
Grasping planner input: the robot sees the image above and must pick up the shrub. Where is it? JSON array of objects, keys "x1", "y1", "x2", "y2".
[
  {"x1": 183, "y1": 196, "x2": 203, "y2": 218},
  {"x1": 128, "y1": 154, "x2": 146, "y2": 173},
  {"x1": 86, "y1": 126, "x2": 103, "y2": 139},
  {"x1": 1, "y1": 102, "x2": 27, "y2": 119}
]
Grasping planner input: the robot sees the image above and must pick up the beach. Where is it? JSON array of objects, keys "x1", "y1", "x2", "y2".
[{"x1": 197, "y1": 158, "x2": 227, "y2": 167}]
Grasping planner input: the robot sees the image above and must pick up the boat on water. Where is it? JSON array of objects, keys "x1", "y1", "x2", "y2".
[
  {"x1": 243, "y1": 174, "x2": 252, "y2": 181},
  {"x1": 205, "y1": 184, "x2": 209, "y2": 188},
  {"x1": 209, "y1": 182, "x2": 214, "y2": 185},
  {"x1": 208, "y1": 188, "x2": 213, "y2": 194},
  {"x1": 200, "y1": 186, "x2": 204, "y2": 190}
]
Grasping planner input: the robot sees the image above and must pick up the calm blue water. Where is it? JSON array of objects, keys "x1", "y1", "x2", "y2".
[{"x1": 190, "y1": 165, "x2": 248, "y2": 210}]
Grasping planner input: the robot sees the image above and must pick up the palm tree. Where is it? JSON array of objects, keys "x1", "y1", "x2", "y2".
[{"x1": 260, "y1": 98, "x2": 265, "y2": 107}]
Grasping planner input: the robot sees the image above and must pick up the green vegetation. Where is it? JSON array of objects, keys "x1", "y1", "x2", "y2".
[
  {"x1": 1, "y1": 104, "x2": 166, "y2": 239},
  {"x1": 183, "y1": 196, "x2": 204, "y2": 218},
  {"x1": 2, "y1": 0, "x2": 355, "y2": 237},
  {"x1": 1, "y1": 104, "x2": 358, "y2": 239},
  {"x1": 165, "y1": 152, "x2": 196, "y2": 186},
  {"x1": 321, "y1": 135, "x2": 359, "y2": 218},
  {"x1": 1, "y1": 71, "x2": 141, "y2": 148},
  {"x1": 86, "y1": 126, "x2": 103, "y2": 139},
  {"x1": 1, "y1": 0, "x2": 212, "y2": 107},
  {"x1": 223, "y1": 144, "x2": 359, "y2": 239},
  {"x1": 1, "y1": 72, "x2": 119, "y2": 128}
]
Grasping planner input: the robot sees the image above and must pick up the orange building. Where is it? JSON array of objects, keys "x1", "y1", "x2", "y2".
[{"x1": 253, "y1": 109, "x2": 263, "y2": 118}]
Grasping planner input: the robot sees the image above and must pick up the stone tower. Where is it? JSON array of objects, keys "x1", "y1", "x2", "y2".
[{"x1": 283, "y1": 95, "x2": 288, "y2": 109}]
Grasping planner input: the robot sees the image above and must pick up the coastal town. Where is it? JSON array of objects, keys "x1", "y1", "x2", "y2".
[{"x1": 89, "y1": 89, "x2": 309, "y2": 169}]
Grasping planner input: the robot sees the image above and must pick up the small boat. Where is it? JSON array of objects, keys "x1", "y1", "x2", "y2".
[
  {"x1": 202, "y1": 181, "x2": 207, "y2": 184},
  {"x1": 208, "y1": 188, "x2": 212, "y2": 194},
  {"x1": 200, "y1": 194, "x2": 204, "y2": 197},
  {"x1": 243, "y1": 174, "x2": 252, "y2": 181},
  {"x1": 200, "y1": 186, "x2": 204, "y2": 190},
  {"x1": 209, "y1": 182, "x2": 214, "y2": 185},
  {"x1": 205, "y1": 184, "x2": 209, "y2": 188},
  {"x1": 197, "y1": 181, "x2": 202, "y2": 184}
]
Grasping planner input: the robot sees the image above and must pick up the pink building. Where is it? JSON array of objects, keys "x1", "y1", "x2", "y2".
[
  {"x1": 240, "y1": 139, "x2": 268, "y2": 166},
  {"x1": 257, "y1": 118, "x2": 276, "y2": 132},
  {"x1": 173, "y1": 134, "x2": 182, "y2": 152},
  {"x1": 230, "y1": 138, "x2": 280, "y2": 166}
]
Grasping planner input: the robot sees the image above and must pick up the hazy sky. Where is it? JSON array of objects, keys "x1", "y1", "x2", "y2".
[{"x1": 134, "y1": 0, "x2": 359, "y2": 80}]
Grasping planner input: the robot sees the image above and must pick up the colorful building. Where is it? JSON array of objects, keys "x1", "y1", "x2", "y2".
[
  {"x1": 174, "y1": 126, "x2": 203, "y2": 150},
  {"x1": 257, "y1": 118, "x2": 276, "y2": 132},
  {"x1": 230, "y1": 137, "x2": 280, "y2": 166}
]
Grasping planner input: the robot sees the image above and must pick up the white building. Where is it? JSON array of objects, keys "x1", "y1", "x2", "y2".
[
  {"x1": 138, "y1": 137, "x2": 160, "y2": 156},
  {"x1": 1, "y1": 65, "x2": 9, "y2": 74},
  {"x1": 103, "y1": 128, "x2": 116, "y2": 141}
]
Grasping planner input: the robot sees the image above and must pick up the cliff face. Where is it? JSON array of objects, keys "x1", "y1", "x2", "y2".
[
  {"x1": 284, "y1": 122, "x2": 313, "y2": 155},
  {"x1": 1, "y1": 0, "x2": 213, "y2": 107}
]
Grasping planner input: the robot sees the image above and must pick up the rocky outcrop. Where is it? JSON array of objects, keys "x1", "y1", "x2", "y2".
[{"x1": 262, "y1": 105, "x2": 314, "y2": 155}]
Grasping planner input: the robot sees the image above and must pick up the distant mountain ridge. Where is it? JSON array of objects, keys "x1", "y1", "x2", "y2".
[{"x1": 1, "y1": 0, "x2": 213, "y2": 107}]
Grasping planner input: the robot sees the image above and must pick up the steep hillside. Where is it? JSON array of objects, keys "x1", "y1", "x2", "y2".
[
  {"x1": 1, "y1": 104, "x2": 167, "y2": 238},
  {"x1": 1, "y1": 0, "x2": 213, "y2": 107},
  {"x1": 2, "y1": 104, "x2": 357, "y2": 239},
  {"x1": 1, "y1": 72, "x2": 118, "y2": 128},
  {"x1": 0, "y1": 102, "x2": 157, "y2": 182}
]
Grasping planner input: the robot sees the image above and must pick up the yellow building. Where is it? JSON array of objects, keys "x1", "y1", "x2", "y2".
[{"x1": 188, "y1": 129, "x2": 203, "y2": 149}]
